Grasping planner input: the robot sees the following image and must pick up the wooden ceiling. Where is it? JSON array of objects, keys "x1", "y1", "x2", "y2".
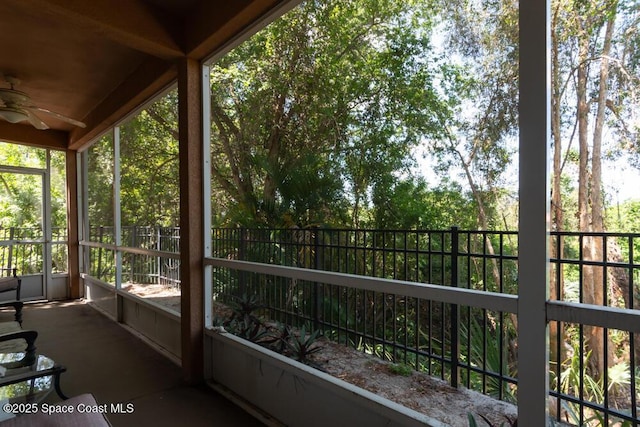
[{"x1": 0, "y1": 0, "x2": 293, "y2": 150}]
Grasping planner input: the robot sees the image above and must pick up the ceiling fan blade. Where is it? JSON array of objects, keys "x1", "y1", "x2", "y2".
[
  {"x1": 27, "y1": 106, "x2": 86, "y2": 128},
  {"x1": 25, "y1": 110, "x2": 49, "y2": 130}
]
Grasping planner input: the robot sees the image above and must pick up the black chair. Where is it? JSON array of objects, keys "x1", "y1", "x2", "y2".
[
  {"x1": 0, "y1": 269, "x2": 21, "y2": 325},
  {"x1": 0, "y1": 329, "x2": 38, "y2": 367}
]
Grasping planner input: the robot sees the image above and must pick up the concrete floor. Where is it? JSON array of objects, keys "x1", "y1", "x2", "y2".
[{"x1": 17, "y1": 301, "x2": 265, "y2": 427}]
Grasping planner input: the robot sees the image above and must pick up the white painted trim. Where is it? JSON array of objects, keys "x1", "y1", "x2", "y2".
[
  {"x1": 44, "y1": 151, "x2": 53, "y2": 300},
  {"x1": 113, "y1": 126, "x2": 122, "y2": 292},
  {"x1": 81, "y1": 273, "x2": 116, "y2": 290},
  {"x1": 86, "y1": 300, "x2": 181, "y2": 367},
  {"x1": 517, "y1": 0, "x2": 551, "y2": 422},
  {"x1": 206, "y1": 258, "x2": 518, "y2": 313},
  {"x1": 83, "y1": 274, "x2": 181, "y2": 321},
  {"x1": 0, "y1": 165, "x2": 44, "y2": 175},
  {"x1": 547, "y1": 301, "x2": 640, "y2": 333},
  {"x1": 207, "y1": 330, "x2": 448, "y2": 427},
  {"x1": 202, "y1": 63, "x2": 213, "y2": 329},
  {"x1": 80, "y1": 240, "x2": 180, "y2": 260},
  {"x1": 78, "y1": 150, "x2": 89, "y2": 281},
  {"x1": 116, "y1": 287, "x2": 181, "y2": 321}
]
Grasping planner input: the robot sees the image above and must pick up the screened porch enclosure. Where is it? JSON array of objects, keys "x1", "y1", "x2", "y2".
[{"x1": 0, "y1": 150, "x2": 70, "y2": 302}]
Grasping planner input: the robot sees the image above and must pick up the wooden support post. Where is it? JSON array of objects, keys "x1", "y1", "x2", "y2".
[
  {"x1": 66, "y1": 150, "x2": 81, "y2": 299},
  {"x1": 178, "y1": 57, "x2": 205, "y2": 384}
]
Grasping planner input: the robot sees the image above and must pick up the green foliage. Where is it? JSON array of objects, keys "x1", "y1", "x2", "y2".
[
  {"x1": 356, "y1": 339, "x2": 395, "y2": 362},
  {"x1": 607, "y1": 361, "x2": 631, "y2": 395},
  {"x1": 223, "y1": 293, "x2": 270, "y2": 342},
  {"x1": 389, "y1": 363, "x2": 413, "y2": 376},
  {"x1": 207, "y1": 0, "x2": 454, "y2": 227},
  {"x1": 460, "y1": 313, "x2": 516, "y2": 402},
  {"x1": 467, "y1": 413, "x2": 517, "y2": 427},
  {"x1": 49, "y1": 150, "x2": 68, "y2": 231},
  {"x1": 227, "y1": 292, "x2": 264, "y2": 326},
  {"x1": 367, "y1": 177, "x2": 480, "y2": 229},
  {"x1": 285, "y1": 324, "x2": 323, "y2": 363},
  {"x1": 0, "y1": 173, "x2": 41, "y2": 229},
  {"x1": 72, "y1": 0, "x2": 531, "y2": 231},
  {"x1": 552, "y1": 342, "x2": 635, "y2": 424},
  {"x1": 87, "y1": 134, "x2": 115, "y2": 230},
  {"x1": 226, "y1": 316, "x2": 270, "y2": 342},
  {"x1": 219, "y1": 292, "x2": 323, "y2": 364},
  {"x1": 553, "y1": 347, "x2": 604, "y2": 405},
  {"x1": 0, "y1": 142, "x2": 46, "y2": 169},
  {"x1": 0, "y1": 144, "x2": 69, "y2": 273},
  {"x1": 550, "y1": 0, "x2": 640, "y2": 238},
  {"x1": 84, "y1": 91, "x2": 180, "y2": 231},
  {"x1": 429, "y1": 0, "x2": 519, "y2": 230},
  {"x1": 0, "y1": 144, "x2": 54, "y2": 230},
  {"x1": 120, "y1": 90, "x2": 179, "y2": 227},
  {"x1": 610, "y1": 200, "x2": 640, "y2": 233},
  {"x1": 264, "y1": 322, "x2": 293, "y2": 354}
]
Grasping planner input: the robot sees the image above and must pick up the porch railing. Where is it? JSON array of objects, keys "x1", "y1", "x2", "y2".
[
  {"x1": 82, "y1": 225, "x2": 640, "y2": 425},
  {"x1": 87, "y1": 225, "x2": 180, "y2": 288},
  {"x1": 210, "y1": 226, "x2": 640, "y2": 426},
  {"x1": 0, "y1": 226, "x2": 68, "y2": 275}
]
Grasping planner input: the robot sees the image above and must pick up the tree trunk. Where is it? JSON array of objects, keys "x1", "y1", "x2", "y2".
[
  {"x1": 550, "y1": 3, "x2": 565, "y2": 365},
  {"x1": 575, "y1": 17, "x2": 605, "y2": 378},
  {"x1": 456, "y1": 145, "x2": 518, "y2": 340},
  {"x1": 587, "y1": 11, "x2": 617, "y2": 379},
  {"x1": 577, "y1": 8, "x2": 617, "y2": 380}
]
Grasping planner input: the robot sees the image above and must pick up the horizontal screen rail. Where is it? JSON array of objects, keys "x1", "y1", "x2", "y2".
[
  {"x1": 546, "y1": 300, "x2": 640, "y2": 333},
  {"x1": 206, "y1": 257, "x2": 518, "y2": 313},
  {"x1": 80, "y1": 240, "x2": 180, "y2": 260}
]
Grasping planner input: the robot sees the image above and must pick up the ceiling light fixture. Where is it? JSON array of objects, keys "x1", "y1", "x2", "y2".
[{"x1": 0, "y1": 106, "x2": 28, "y2": 124}]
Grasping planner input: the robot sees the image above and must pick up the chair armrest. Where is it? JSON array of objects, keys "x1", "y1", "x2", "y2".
[
  {"x1": 0, "y1": 301, "x2": 23, "y2": 325},
  {"x1": 0, "y1": 275, "x2": 22, "y2": 324},
  {"x1": 0, "y1": 277, "x2": 18, "y2": 291},
  {"x1": 0, "y1": 330, "x2": 37, "y2": 367}
]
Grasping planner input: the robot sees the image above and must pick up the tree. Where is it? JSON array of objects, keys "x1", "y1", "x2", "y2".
[
  {"x1": 87, "y1": 134, "x2": 115, "y2": 237},
  {"x1": 208, "y1": 0, "x2": 450, "y2": 227},
  {"x1": 425, "y1": 1, "x2": 520, "y2": 340},
  {"x1": 550, "y1": 0, "x2": 639, "y2": 379},
  {"x1": 432, "y1": 0, "x2": 519, "y2": 233},
  {"x1": 0, "y1": 143, "x2": 64, "y2": 231},
  {"x1": 368, "y1": 177, "x2": 480, "y2": 229},
  {"x1": 120, "y1": 90, "x2": 180, "y2": 227}
]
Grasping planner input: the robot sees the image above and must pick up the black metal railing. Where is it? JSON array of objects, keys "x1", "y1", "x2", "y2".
[
  {"x1": 0, "y1": 226, "x2": 68, "y2": 275},
  {"x1": 211, "y1": 227, "x2": 519, "y2": 396},
  {"x1": 87, "y1": 225, "x2": 181, "y2": 288},
  {"x1": 211, "y1": 226, "x2": 640, "y2": 425},
  {"x1": 548, "y1": 231, "x2": 640, "y2": 426},
  {"x1": 82, "y1": 224, "x2": 640, "y2": 424}
]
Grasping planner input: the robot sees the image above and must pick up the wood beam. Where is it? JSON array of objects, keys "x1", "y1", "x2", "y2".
[
  {"x1": 69, "y1": 58, "x2": 177, "y2": 150},
  {"x1": 178, "y1": 57, "x2": 204, "y2": 384},
  {"x1": 65, "y1": 151, "x2": 81, "y2": 299},
  {"x1": 31, "y1": 0, "x2": 184, "y2": 59},
  {"x1": 0, "y1": 121, "x2": 68, "y2": 150},
  {"x1": 185, "y1": 0, "x2": 297, "y2": 60}
]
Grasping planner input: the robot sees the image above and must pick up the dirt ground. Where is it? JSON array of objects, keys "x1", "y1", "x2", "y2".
[
  {"x1": 309, "y1": 339, "x2": 518, "y2": 426},
  {"x1": 122, "y1": 283, "x2": 182, "y2": 312},
  {"x1": 122, "y1": 283, "x2": 522, "y2": 426}
]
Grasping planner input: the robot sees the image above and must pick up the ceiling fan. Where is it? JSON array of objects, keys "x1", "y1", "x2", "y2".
[{"x1": 0, "y1": 74, "x2": 86, "y2": 130}]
